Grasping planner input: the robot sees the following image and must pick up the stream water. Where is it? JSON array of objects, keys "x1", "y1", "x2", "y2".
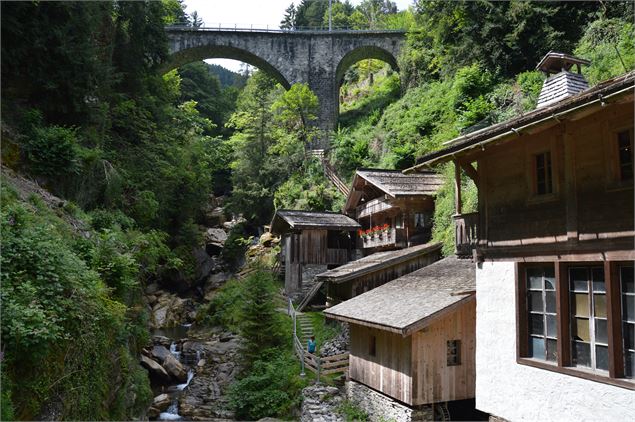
[{"x1": 153, "y1": 324, "x2": 197, "y2": 421}]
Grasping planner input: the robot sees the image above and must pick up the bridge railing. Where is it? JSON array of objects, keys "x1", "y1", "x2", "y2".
[{"x1": 165, "y1": 24, "x2": 406, "y2": 34}]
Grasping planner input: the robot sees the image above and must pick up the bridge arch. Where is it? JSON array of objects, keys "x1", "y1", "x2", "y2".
[
  {"x1": 335, "y1": 45, "x2": 400, "y2": 86},
  {"x1": 159, "y1": 44, "x2": 291, "y2": 89}
]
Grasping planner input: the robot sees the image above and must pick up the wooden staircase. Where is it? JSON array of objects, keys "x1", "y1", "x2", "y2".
[
  {"x1": 310, "y1": 149, "x2": 350, "y2": 197},
  {"x1": 296, "y1": 280, "x2": 324, "y2": 312}
]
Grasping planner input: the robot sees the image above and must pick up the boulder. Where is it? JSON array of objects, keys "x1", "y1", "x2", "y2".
[
  {"x1": 140, "y1": 355, "x2": 170, "y2": 384},
  {"x1": 151, "y1": 345, "x2": 171, "y2": 364},
  {"x1": 205, "y1": 228, "x2": 227, "y2": 246},
  {"x1": 147, "y1": 406, "x2": 161, "y2": 419},
  {"x1": 163, "y1": 354, "x2": 188, "y2": 382},
  {"x1": 145, "y1": 283, "x2": 160, "y2": 295},
  {"x1": 152, "y1": 393, "x2": 171, "y2": 412}
]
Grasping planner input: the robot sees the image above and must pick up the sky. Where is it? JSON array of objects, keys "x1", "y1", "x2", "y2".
[{"x1": 182, "y1": 0, "x2": 414, "y2": 71}]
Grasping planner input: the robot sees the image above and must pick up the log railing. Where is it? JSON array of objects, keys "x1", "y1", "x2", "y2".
[{"x1": 453, "y1": 212, "x2": 478, "y2": 257}]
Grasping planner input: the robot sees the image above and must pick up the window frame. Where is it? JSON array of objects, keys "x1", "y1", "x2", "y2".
[
  {"x1": 616, "y1": 127, "x2": 634, "y2": 182},
  {"x1": 534, "y1": 151, "x2": 554, "y2": 195},
  {"x1": 516, "y1": 261, "x2": 635, "y2": 390},
  {"x1": 447, "y1": 339, "x2": 461, "y2": 366}
]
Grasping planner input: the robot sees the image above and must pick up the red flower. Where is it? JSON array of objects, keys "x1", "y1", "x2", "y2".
[
  {"x1": 382, "y1": 223, "x2": 389, "y2": 230},
  {"x1": 358, "y1": 229, "x2": 364, "y2": 236}
]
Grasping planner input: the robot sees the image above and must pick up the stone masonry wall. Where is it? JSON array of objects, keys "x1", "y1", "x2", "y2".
[{"x1": 346, "y1": 380, "x2": 433, "y2": 422}]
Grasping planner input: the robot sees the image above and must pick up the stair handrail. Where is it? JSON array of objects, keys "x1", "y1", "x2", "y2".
[{"x1": 288, "y1": 297, "x2": 306, "y2": 376}]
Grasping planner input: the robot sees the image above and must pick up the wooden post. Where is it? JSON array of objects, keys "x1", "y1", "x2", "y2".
[
  {"x1": 454, "y1": 160, "x2": 462, "y2": 215},
  {"x1": 563, "y1": 125, "x2": 578, "y2": 242},
  {"x1": 606, "y1": 261, "x2": 624, "y2": 378}
]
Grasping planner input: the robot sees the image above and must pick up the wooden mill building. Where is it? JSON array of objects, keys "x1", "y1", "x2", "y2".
[
  {"x1": 325, "y1": 257, "x2": 476, "y2": 421},
  {"x1": 270, "y1": 210, "x2": 360, "y2": 295},
  {"x1": 344, "y1": 169, "x2": 442, "y2": 251},
  {"x1": 408, "y1": 54, "x2": 635, "y2": 421},
  {"x1": 316, "y1": 242, "x2": 442, "y2": 306}
]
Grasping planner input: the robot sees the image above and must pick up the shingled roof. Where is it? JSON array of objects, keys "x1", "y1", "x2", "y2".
[
  {"x1": 406, "y1": 70, "x2": 635, "y2": 170},
  {"x1": 316, "y1": 242, "x2": 442, "y2": 283},
  {"x1": 324, "y1": 256, "x2": 475, "y2": 336},
  {"x1": 355, "y1": 169, "x2": 443, "y2": 197},
  {"x1": 270, "y1": 210, "x2": 360, "y2": 234},
  {"x1": 345, "y1": 169, "x2": 443, "y2": 212}
]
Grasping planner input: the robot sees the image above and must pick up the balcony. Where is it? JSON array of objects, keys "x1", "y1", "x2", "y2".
[
  {"x1": 359, "y1": 228, "x2": 403, "y2": 249},
  {"x1": 356, "y1": 197, "x2": 395, "y2": 219},
  {"x1": 453, "y1": 212, "x2": 478, "y2": 257}
]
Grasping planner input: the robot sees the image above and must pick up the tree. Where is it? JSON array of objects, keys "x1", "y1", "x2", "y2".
[
  {"x1": 280, "y1": 3, "x2": 296, "y2": 29},
  {"x1": 239, "y1": 272, "x2": 284, "y2": 364},
  {"x1": 190, "y1": 10, "x2": 203, "y2": 28}
]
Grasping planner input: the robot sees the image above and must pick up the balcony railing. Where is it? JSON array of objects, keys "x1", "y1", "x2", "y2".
[
  {"x1": 453, "y1": 212, "x2": 478, "y2": 257},
  {"x1": 359, "y1": 228, "x2": 401, "y2": 249}
]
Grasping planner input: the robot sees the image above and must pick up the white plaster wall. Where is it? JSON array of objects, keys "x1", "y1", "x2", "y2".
[{"x1": 475, "y1": 261, "x2": 635, "y2": 422}]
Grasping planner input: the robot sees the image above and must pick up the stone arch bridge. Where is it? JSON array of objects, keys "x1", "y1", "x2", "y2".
[{"x1": 162, "y1": 27, "x2": 405, "y2": 148}]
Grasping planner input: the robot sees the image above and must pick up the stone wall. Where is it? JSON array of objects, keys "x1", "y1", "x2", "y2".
[
  {"x1": 475, "y1": 261, "x2": 635, "y2": 422},
  {"x1": 345, "y1": 380, "x2": 433, "y2": 422}
]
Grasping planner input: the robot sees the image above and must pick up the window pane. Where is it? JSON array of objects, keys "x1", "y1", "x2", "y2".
[
  {"x1": 573, "y1": 293, "x2": 590, "y2": 317},
  {"x1": 529, "y1": 292, "x2": 544, "y2": 312},
  {"x1": 592, "y1": 279, "x2": 605, "y2": 293},
  {"x1": 570, "y1": 268, "x2": 588, "y2": 291},
  {"x1": 596, "y1": 345, "x2": 609, "y2": 371},
  {"x1": 624, "y1": 322, "x2": 635, "y2": 350},
  {"x1": 622, "y1": 266, "x2": 634, "y2": 293},
  {"x1": 594, "y1": 294, "x2": 607, "y2": 318},
  {"x1": 625, "y1": 351, "x2": 635, "y2": 378},
  {"x1": 527, "y1": 268, "x2": 543, "y2": 289},
  {"x1": 573, "y1": 317, "x2": 590, "y2": 342},
  {"x1": 624, "y1": 294, "x2": 635, "y2": 322},
  {"x1": 544, "y1": 267, "x2": 555, "y2": 290},
  {"x1": 546, "y1": 339, "x2": 557, "y2": 362},
  {"x1": 531, "y1": 314, "x2": 545, "y2": 335},
  {"x1": 595, "y1": 319, "x2": 608, "y2": 344},
  {"x1": 547, "y1": 314, "x2": 557, "y2": 337},
  {"x1": 546, "y1": 291, "x2": 556, "y2": 313},
  {"x1": 573, "y1": 341, "x2": 591, "y2": 367},
  {"x1": 530, "y1": 337, "x2": 545, "y2": 360},
  {"x1": 591, "y1": 267, "x2": 604, "y2": 283}
]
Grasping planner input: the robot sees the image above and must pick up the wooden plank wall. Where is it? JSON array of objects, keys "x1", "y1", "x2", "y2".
[
  {"x1": 299, "y1": 229, "x2": 349, "y2": 265},
  {"x1": 411, "y1": 299, "x2": 476, "y2": 405},
  {"x1": 326, "y1": 250, "x2": 441, "y2": 305},
  {"x1": 349, "y1": 324, "x2": 413, "y2": 405},
  {"x1": 477, "y1": 101, "x2": 633, "y2": 257}
]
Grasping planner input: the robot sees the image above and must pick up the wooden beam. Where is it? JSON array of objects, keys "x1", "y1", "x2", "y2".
[
  {"x1": 563, "y1": 125, "x2": 578, "y2": 242},
  {"x1": 556, "y1": 262, "x2": 571, "y2": 366},
  {"x1": 516, "y1": 263, "x2": 529, "y2": 358},
  {"x1": 606, "y1": 261, "x2": 624, "y2": 378},
  {"x1": 454, "y1": 160, "x2": 462, "y2": 215},
  {"x1": 460, "y1": 161, "x2": 479, "y2": 185}
]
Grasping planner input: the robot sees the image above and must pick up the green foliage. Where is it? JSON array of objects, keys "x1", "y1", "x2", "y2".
[
  {"x1": 274, "y1": 157, "x2": 345, "y2": 212},
  {"x1": 337, "y1": 399, "x2": 369, "y2": 421},
  {"x1": 239, "y1": 271, "x2": 286, "y2": 363},
  {"x1": 305, "y1": 312, "x2": 341, "y2": 350},
  {"x1": 575, "y1": 17, "x2": 635, "y2": 85},
  {"x1": 0, "y1": 184, "x2": 153, "y2": 419},
  {"x1": 228, "y1": 350, "x2": 307, "y2": 420}
]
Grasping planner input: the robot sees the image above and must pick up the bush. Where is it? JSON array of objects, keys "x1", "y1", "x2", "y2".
[
  {"x1": 228, "y1": 350, "x2": 307, "y2": 420},
  {"x1": 337, "y1": 400, "x2": 369, "y2": 421}
]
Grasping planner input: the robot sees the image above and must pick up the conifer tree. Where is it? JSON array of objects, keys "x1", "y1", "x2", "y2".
[{"x1": 280, "y1": 3, "x2": 296, "y2": 29}]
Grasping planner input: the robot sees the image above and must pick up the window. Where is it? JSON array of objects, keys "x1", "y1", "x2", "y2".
[
  {"x1": 447, "y1": 340, "x2": 461, "y2": 366},
  {"x1": 535, "y1": 151, "x2": 553, "y2": 195},
  {"x1": 617, "y1": 129, "x2": 633, "y2": 181},
  {"x1": 414, "y1": 213, "x2": 427, "y2": 229},
  {"x1": 622, "y1": 265, "x2": 635, "y2": 378},
  {"x1": 369, "y1": 335, "x2": 376, "y2": 357},
  {"x1": 570, "y1": 267, "x2": 608, "y2": 371},
  {"x1": 395, "y1": 214, "x2": 404, "y2": 229},
  {"x1": 527, "y1": 266, "x2": 557, "y2": 362},
  {"x1": 517, "y1": 262, "x2": 635, "y2": 389}
]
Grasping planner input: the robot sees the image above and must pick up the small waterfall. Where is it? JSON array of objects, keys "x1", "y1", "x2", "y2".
[
  {"x1": 158, "y1": 399, "x2": 181, "y2": 421},
  {"x1": 176, "y1": 370, "x2": 194, "y2": 391},
  {"x1": 169, "y1": 342, "x2": 181, "y2": 360}
]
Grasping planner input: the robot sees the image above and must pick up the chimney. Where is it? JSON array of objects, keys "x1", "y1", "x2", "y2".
[{"x1": 536, "y1": 51, "x2": 591, "y2": 108}]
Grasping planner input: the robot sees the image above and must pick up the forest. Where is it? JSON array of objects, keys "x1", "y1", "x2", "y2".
[{"x1": 1, "y1": 0, "x2": 633, "y2": 420}]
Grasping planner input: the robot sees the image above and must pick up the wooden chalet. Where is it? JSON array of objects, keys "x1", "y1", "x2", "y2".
[
  {"x1": 408, "y1": 53, "x2": 635, "y2": 421},
  {"x1": 344, "y1": 169, "x2": 442, "y2": 251},
  {"x1": 325, "y1": 257, "x2": 476, "y2": 421},
  {"x1": 316, "y1": 242, "x2": 442, "y2": 306},
  {"x1": 270, "y1": 210, "x2": 360, "y2": 295}
]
